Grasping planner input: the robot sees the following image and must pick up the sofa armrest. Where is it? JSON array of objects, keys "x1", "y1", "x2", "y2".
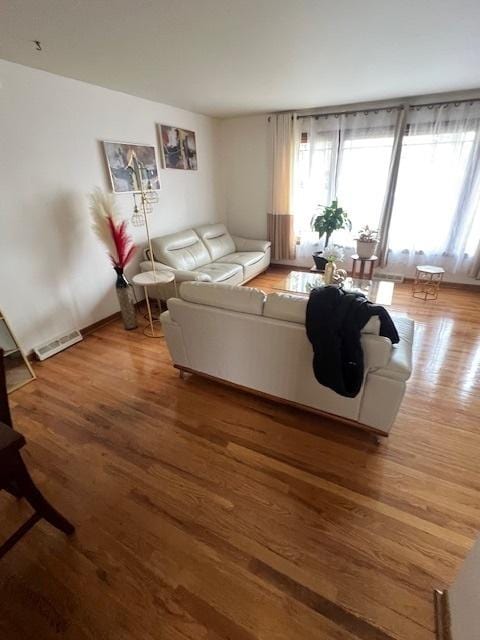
[
  {"x1": 139, "y1": 261, "x2": 212, "y2": 282},
  {"x1": 361, "y1": 334, "x2": 392, "y2": 371},
  {"x1": 232, "y1": 236, "x2": 271, "y2": 253},
  {"x1": 362, "y1": 323, "x2": 413, "y2": 382}
]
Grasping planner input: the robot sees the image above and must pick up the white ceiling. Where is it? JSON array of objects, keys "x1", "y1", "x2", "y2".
[{"x1": 1, "y1": 0, "x2": 480, "y2": 118}]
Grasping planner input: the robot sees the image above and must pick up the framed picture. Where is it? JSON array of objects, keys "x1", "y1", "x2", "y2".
[
  {"x1": 103, "y1": 141, "x2": 161, "y2": 193},
  {"x1": 159, "y1": 125, "x2": 197, "y2": 170}
]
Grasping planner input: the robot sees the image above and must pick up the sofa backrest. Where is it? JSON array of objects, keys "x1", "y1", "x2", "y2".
[
  {"x1": 179, "y1": 281, "x2": 265, "y2": 315},
  {"x1": 178, "y1": 283, "x2": 382, "y2": 334},
  {"x1": 195, "y1": 223, "x2": 236, "y2": 261},
  {"x1": 264, "y1": 292, "x2": 307, "y2": 324},
  {"x1": 151, "y1": 229, "x2": 211, "y2": 270},
  {"x1": 264, "y1": 292, "x2": 381, "y2": 334}
]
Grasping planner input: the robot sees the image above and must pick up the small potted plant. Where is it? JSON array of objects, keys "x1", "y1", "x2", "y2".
[
  {"x1": 311, "y1": 200, "x2": 351, "y2": 271},
  {"x1": 355, "y1": 225, "x2": 379, "y2": 259}
]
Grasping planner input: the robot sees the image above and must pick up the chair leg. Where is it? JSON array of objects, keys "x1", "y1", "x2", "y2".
[
  {"x1": 12, "y1": 456, "x2": 75, "y2": 536},
  {"x1": 4, "y1": 479, "x2": 23, "y2": 499},
  {"x1": 0, "y1": 513, "x2": 41, "y2": 559}
]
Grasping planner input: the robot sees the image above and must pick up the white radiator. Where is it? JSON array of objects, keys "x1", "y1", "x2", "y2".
[{"x1": 33, "y1": 330, "x2": 83, "y2": 361}]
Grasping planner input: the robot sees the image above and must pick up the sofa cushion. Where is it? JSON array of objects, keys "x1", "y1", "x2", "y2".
[
  {"x1": 179, "y1": 281, "x2": 266, "y2": 315},
  {"x1": 219, "y1": 251, "x2": 265, "y2": 269},
  {"x1": 150, "y1": 229, "x2": 211, "y2": 270},
  {"x1": 263, "y1": 292, "x2": 381, "y2": 334},
  {"x1": 195, "y1": 223, "x2": 236, "y2": 261},
  {"x1": 196, "y1": 262, "x2": 242, "y2": 282}
]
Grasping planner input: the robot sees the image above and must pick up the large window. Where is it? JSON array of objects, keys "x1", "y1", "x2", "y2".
[
  {"x1": 295, "y1": 132, "x2": 394, "y2": 242},
  {"x1": 336, "y1": 134, "x2": 394, "y2": 239},
  {"x1": 389, "y1": 129, "x2": 476, "y2": 254},
  {"x1": 294, "y1": 103, "x2": 480, "y2": 275},
  {"x1": 294, "y1": 110, "x2": 400, "y2": 246},
  {"x1": 295, "y1": 134, "x2": 332, "y2": 234}
]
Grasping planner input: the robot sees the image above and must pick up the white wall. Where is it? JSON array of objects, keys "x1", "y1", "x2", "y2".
[
  {"x1": 220, "y1": 115, "x2": 269, "y2": 239},
  {"x1": 0, "y1": 60, "x2": 223, "y2": 351}
]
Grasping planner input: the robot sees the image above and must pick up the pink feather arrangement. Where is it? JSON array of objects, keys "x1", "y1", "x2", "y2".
[
  {"x1": 90, "y1": 188, "x2": 137, "y2": 270},
  {"x1": 106, "y1": 216, "x2": 137, "y2": 269}
]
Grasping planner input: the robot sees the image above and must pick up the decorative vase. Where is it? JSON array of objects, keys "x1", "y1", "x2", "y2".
[
  {"x1": 312, "y1": 252, "x2": 328, "y2": 272},
  {"x1": 334, "y1": 268, "x2": 347, "y2": 284},
  {"x1": 114, "y1": 267, "x2": 138, "y2": 330},
  {"x1": 356, "y1": 240, "x2": 378, "y2": 259},
  {"x1": 324, "y1": 261, "x2": 336, "y2": 284}
]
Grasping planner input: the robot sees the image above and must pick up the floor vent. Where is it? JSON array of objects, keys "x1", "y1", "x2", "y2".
[
  {"x1": 33, "y1": 330, "x2": 83, "y2": 361},
  {"x1": 373, "y1": 272, "x2": 405, "y2": 283}
]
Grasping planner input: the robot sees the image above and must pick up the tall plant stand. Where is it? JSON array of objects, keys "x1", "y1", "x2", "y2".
[{"x1": 351, "y1": 254, "x2": 378, "y2": 280}]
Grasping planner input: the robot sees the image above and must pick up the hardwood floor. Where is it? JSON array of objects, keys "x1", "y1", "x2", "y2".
[{"x1": 1, "y1": 267, "x2": 479, "y2": 640}]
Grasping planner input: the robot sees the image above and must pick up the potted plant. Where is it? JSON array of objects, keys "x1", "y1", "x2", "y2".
[
  {"x1": 355, "y1": 225, "x2": 379, "y2": 259},
  {"x1": 311, "y1": 200, "x2": 351, "y2": 271}
]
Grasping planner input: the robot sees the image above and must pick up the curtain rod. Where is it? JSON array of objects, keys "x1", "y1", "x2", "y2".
[
  {"x1": 296, "y1": 96, "x2": 480, "y2": 120},
  {"x1": 296, "y1": 105, "x2": 402, "y2": 119},
  {"x1": 409, "y1": 97, "x2": 480, "y2": 109}
]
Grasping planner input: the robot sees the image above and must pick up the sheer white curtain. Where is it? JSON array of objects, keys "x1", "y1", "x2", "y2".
[
  {"x1": 294, "y1": 108, "x2": 403, "y2": 264},
  {"x1": 387, "y1": 102, "x2": 480, "y2": 276}
]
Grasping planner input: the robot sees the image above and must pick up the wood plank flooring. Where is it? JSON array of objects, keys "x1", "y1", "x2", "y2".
[{"x1": 1, "y1": 267, "x2": 479, "y2": 640}]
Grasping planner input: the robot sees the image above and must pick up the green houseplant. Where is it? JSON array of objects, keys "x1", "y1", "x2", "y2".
[
  {"x1": 355, "y1": 225, "x2": 379, "y2": 259},
  {"x1": 311, "y1": 200, "x2": 351, "y2": 271}
]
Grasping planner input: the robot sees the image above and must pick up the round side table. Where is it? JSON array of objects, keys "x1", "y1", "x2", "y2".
[
  {"x1": 412, "y1": 265, "x2": 445, "y2": 301},
  {"x1": 351, "y1": 254, "x2": 378, "y2": 280},
  {"x1": 132, "y1": 271, "x2": 176, "y2": 338}
]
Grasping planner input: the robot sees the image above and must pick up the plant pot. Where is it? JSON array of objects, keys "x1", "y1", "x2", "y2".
[
  {"x1": 312, "y1": 252, "x2": 328, "y2": 272},
  {"x1": 114, "y1": 266, "x2": 138, "y2": 330},
  {"x1": 355, "y1": 240, "x2": 378, "y2": 259}
]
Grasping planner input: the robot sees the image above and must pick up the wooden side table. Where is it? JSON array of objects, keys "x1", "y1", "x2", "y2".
[
  {"x1": 132, "y1": 271, "x2": 177, "y2": 338},
  {"x1": 412, "y1": 265, "x2": 445, "y2": 301},
  {"x1": 351, "y1": 254, "x2": 378, "y2": 280}
]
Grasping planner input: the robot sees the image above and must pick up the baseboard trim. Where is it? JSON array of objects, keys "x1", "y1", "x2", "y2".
[
  {"x1": 434, "y1": 589, "x2": 452, "y2": 640},
  {"x1": 81, "y1": 311, "x2": 123, "y2": 336},
  {"x1": 174, "y1": 364, "x2": 388, "y2": 438}
]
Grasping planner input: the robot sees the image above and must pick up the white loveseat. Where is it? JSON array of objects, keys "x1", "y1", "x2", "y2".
[
  {"x1": 140, "y1": 224, "x2": 271, "y2": 300},
  {"x1": 161, "y1": 282, "x2": 414, "y2": 436}
]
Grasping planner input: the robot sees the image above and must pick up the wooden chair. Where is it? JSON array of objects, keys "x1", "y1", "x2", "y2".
[{"x1": 0, "y1": 349, "x2": 74, "y2": 558}]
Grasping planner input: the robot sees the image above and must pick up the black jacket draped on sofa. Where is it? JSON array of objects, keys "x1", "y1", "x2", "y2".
[{"x1": 305, "y1": 286, "x2": 399, "y2": 398}]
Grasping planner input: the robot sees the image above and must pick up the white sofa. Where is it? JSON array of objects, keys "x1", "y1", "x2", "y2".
[
  {"x1": 161, "y1": 282, "x2": 414, "y2": 436},
  {"x1": 140, "y1": 223, "x2": 271, "y2": 300}
]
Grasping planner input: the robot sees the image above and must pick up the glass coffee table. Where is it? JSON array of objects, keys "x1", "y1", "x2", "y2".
[{"x1": 273, "y1": 270, "x2": 395, "y2": 306}]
